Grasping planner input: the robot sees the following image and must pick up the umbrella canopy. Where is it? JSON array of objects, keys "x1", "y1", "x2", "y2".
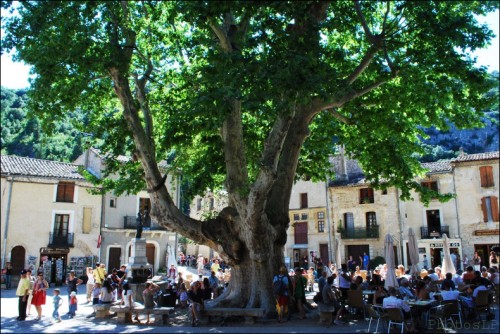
[
  {"x1": 441, "y1": 234, "x2": 456, "y2": 276},
  {"x1": 167, "y1": 244, "x2": 177, "y2": 270},
  {"x1": 335, "y1": 238, "x2": 342, "y2": 274},
  {"x1": 408, "y1": 228, "x2": 420, "y2": 276},
  {"x1": 384, "y1": 234, "x2": 399, "y2": 289}
]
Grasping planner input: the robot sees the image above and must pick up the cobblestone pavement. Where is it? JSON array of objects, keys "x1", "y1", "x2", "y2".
[{"x1": 1, "y1": 266, "x2": 498, "y2": 333}]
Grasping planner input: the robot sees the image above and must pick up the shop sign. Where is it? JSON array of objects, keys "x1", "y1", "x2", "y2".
[
  {"x1": 474, "y1": 229, "x2": 500, "y2": 236},
  {"x1": 39, "y1": 247, "x2": 69, "y2": 254},
  {"x1": 429, "y1": 242, "x2": 460, "y2": 248}
]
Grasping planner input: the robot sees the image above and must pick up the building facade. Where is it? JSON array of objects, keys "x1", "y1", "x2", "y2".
[{"x1": 1, "y1": 155, "x2": 102, "y2": 285}]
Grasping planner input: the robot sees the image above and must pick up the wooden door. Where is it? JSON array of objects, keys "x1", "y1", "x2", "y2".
[
  {"x1": 108, "y1": 247, "x2": 121, "y2": 272},
  {"x1": 319, "y1": 244, "x2": 329, "y2": 263},
  {"x1": 146, "y1": 243, "x2": 155, "y2": 274},
  {"x1": 11, "y1": 246, "x2": 25, "y2": 275}
]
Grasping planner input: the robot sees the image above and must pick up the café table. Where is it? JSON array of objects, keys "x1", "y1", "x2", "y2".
[{"x1": 407, "y1": 299, "x2": 439, "y2": 327}]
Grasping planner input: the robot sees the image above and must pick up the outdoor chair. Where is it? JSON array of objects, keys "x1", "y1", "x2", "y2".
[
  {"x1": 474, "y1": 289, "x2": 492, "y2": 321},
  {"x1": 347, "y1": 289, "x2": 366, "y2": 319},
  {"x1": 386, "y1": 308, "x2": 411, "y2": 334},
  {"x1": 430, "y1": 300, "x2": 462, "y2": 330},
  {"x1": 365, "y1": 304, "x2": 387, "y2": 333}
]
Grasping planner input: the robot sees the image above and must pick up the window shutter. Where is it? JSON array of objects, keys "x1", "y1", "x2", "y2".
[
  {"x1": 479, "y1": 166, "x2": 493, "y2": 187},
  {"x1": 82, "y1": 207, "x2": 92, "y2": 234},
  {"x1": 65, "y1": 182, "x2": 75, "y2": 202},
  {"x1": 481, "y1": 197, "x2": 488, "y2": 222},
  {"x1": 491, "y1": 196, "x2": 499, "y2": 222}
]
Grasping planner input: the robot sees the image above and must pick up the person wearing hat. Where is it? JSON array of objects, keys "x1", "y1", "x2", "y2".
[{"x1": 16, "y1": 270, "x2": 30, "y2": 321}]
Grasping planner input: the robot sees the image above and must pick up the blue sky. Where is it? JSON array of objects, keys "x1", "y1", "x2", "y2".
[{"x1": 1, "y1": 10, "x2": 498, "y2": 90}]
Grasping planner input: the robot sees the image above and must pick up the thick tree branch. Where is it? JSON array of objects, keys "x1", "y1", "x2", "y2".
[
  {"x1": 354, "y1": 0, "x2": 375, "y2": 43},
  {"x1": 346, "y1": 44, "x2": 381, "y2": 85},
  {"x1": 207, "y1": 16, "x2": 232, "y2": 52}
]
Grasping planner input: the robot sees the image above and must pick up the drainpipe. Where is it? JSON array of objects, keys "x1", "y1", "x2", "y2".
[
  {"x1": 2, "y1": 175, "x2": 14, "y2": 267},
  {"x1": 98, "y1": 186, "x2": 105, "y2": 263},
  {"x1": 325, "y1": 177, "x2": 333, "y2": 263},
  {"x1": 395, "y1": 188, "x2": 405, "y2": 266},
  {"x1": 174, "y1": 173, "x2": 181, "y2": 263}
]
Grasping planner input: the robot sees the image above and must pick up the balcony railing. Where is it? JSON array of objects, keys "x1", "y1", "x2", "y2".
[
  {"x1": 123, "y1": 216, "x2": 167, "y2": 231},
  {"x1": 48, "y1": 233, "x2": 74, "y2": 247},
  {"x1": 420, "y1": 225, "x2": 449, "y2": 239},
  {"x1": 340, "y1": 226, "x2": 379, "y2": 239}
]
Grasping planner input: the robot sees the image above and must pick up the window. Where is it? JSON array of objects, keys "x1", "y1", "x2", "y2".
[
  {"x1": 318, "y1": 212, "x2": 325, "y2": 219},
  {"x1": 318, "y1": 221, "x2": 325, "y2": 233},
  {"x1": 359, "y1": 188, "x2": 374, "y2": 204},
  {"x1": 196, "y1": 198, "x2": 202, "y2": 211},
  {"x1": 382, "y1": 189, "x2": 388, "y2": 195},
  {"x1": 301, "y1": 213, "x2": 308, "y2": 220},
  {"x1": 300, "y1": 193, "x2": 308, "y2": 209},
  {"x1": 293, "y1": 214, "x2": 300, "y2": 221},
  {"x1": 421, "y1": 181, "x2": 438, "y2": 193},
  {"x1": 209, "y1": 198, "x2": 214, "y2": 210},
  {"x1": 344, "y1": 212, "x2": 354, "y2": 231},
  {"x1": 366, "y1": 212, "x2": 377, "y2": 228},
  {"x1": 481, "y1": 196, "x2": 499, "y2": 222},
  {"x1": 56, "y1": 182, "x2": 75, "y2": 203},
  {"x1": 54, "y1": 214, "x2": 69, "y2": 237},
  {"x1": 479, "y1": 166, "x2": 494, "y2": 187},
  {"x1": 109, "y1": 198, "x2": 117, "y2": 208}
]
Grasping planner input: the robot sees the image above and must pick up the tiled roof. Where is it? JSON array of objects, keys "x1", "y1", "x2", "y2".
[
  {"x1": 452, "y1": 151, "x2": 499, "y2": 163},
  {"x1": 1, "y1": 155, "x2": 85, "y2": 180},
  {"x1": 421, "y1": 160, "x2": 452, "y2": 173}
]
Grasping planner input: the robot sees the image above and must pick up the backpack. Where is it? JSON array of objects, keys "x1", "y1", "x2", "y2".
[{"x1": 273, "y1": 275, "x2": 287, "y2": 296}]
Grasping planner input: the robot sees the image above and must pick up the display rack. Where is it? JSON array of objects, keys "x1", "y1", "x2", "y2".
[{"x1": 69, "y1": 256, "x2": 96, "y2": 278}]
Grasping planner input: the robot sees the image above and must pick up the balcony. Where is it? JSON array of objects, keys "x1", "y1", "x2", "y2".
[
  {"x1": 340, "y1": 226, "x2": 379, "y2": 239},
  {"x1": 123, "y1": 216, "x2": 167, "y2": 231},
  {"x1": 48, "y1": 233, "x2": 74, "y2": 247},
  {"x1": 420, "y1": 226, "x2": 449, "y2": 239}
]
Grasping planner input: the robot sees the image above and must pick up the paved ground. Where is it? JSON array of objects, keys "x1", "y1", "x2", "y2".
[{"x1": 1, "y1": 266, "x2": 499, "y2": 333}]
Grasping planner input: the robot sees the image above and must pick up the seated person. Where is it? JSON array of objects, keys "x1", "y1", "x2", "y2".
[
  {"x1": 383, "y1": 287, "x2": 415, "y2": 331},
  {"x1": 441, "y1": 272, "x2": 456, "y2": 291},
  {"x1": 459, "y1": 275, "x2": 491, "y2": 309},
  {"x1": 440, "y1": 280, "x2": 460, "y2": 301},
  {"x1": 322, "y1": 275, "x2": 346, "y2": 325},
  {"x1": 415, "y1": 280, "x2": 430, "y2": 301},
  {"x1": 398, "y1": 278, "x2": 415, "y2": 299},
  {"x1": 427, "y1": 268, "x2": 440, "y2": 282},
  {"x1": 369, "y1": 268, "x2": 383, "y2": 287},
  {"x1": 187, "y1": 281, "x2": 205, "y2": 326},
  {"x1": 452, "y1": 270, "x2": 464, "y2": 287},
  {"x1": 462, "y1": 266, "x2": 475, "y2": 284},
  {"x1": 349, "y1": 276, "x2": 363, "y2": 291},
  {"x1": 372, "y1": 285, "x2": 388, "y2": 305}
]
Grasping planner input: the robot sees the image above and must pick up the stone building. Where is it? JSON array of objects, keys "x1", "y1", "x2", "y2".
[
  {"x1": 73, "y1": 148, "x2": 179, "y2": 274},
  {"x1": 1, "y1": 155, "x2": 102, "y2": 285}
]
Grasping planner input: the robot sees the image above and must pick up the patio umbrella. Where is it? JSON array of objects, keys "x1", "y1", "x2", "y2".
[
  {"x1": 167, "y1": 244, "x2": 177, "y2": 269},
  {"x1": 384, "y1": 234, "x2": 398, "y2": 289},
  {"x1": 441, "y1": 233, "x2": 456, "y2": 276},
  {"x1": 408, "y1": 228, "x2": 420, "y2": 276},
  {"x1": 335, "y1": 238, "x2": 342, "y2": 274}
]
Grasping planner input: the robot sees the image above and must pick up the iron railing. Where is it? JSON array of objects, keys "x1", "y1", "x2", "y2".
[
  {"x1": 420, "y1": 225, "x2": 449, "y2": 239},
  {"x1": 340, "y1": 226, "x2": 379, "y2": 239},
  {"x1": 48, "y1": 232, "x2": 74, "y2": 247},
  {"x1": 123, "y1": 216, "x2": 167, "y2": 231}
]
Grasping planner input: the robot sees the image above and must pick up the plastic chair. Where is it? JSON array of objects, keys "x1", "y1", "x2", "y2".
[
  {"x1": 431, "y1": 300, "x2": 462, "y2": 330},
  {"x1": 386, "y1": 308, "x2": 409, "y2": 333},
  {"x1": 474, "y1": 289, "x2": 491, "y2": 321},
  {"x1": 366, "y1": 304, "x2": 387, "y2": 333}
]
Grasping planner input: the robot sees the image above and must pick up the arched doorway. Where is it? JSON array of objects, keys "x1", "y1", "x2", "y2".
[
  {"x1": 11, "y1": 246, "x2": 26, "y2": 275},
  {"x1": 146, "y1": 244, "x2": 155, "y2": 274}
]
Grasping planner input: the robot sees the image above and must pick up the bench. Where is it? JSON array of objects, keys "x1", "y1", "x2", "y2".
[
  {"x1": 204, "y1": 307, "x2": 265, "y2": 325},
  {"x1": 95, "y1": 301, "x2": 121, "y2": 318},
  {"x1": 110, "y1": 305, "x2": 174, "y2": 325},
  {"x1": 317, "y1": 302, "x2": 337, "y2": 326}
]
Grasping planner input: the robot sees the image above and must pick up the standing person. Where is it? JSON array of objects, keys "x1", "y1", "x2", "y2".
[
  {"x1": 463, "y1": 254, "x2": 469, "y2": 270},
  {"x1": 489, "y1": 251, "x2": 499, "y2": 269},
  {"x1": 473, "y1": 252, "x2": 481, "y2": 271},
  {"x1": 197, "y1": 254, "x2": 205, "y2": 275},
  {"x1": 362, "y1": 252, "x2": 370, "y2": 271},
  {"x1": 142, "y1": 282, "x2": 160, "y2": 324},
  {"x1": 97, "y1": 263, "x2": 107, "y2": 284},
  {"x1": 16, "y1": 269, "x2": 30, "y2": 321},
  {"x1": 68, "y1": 291, "x2": 78, "y2": 318},
  {"x1": 116, "y1": 264, "x2": 127, "y2": 302},
  {"x1": 422, "y1": 254, "x2": 429, "y2": 270},
  {"x1": 26, "y1": 269, "x2": 35, "y2": 316},
  {"x1": 450, "y1": 251, "x2": 457, "y2": 270},
  {"x1": 52, "y1": 288, "x2": 63, "y2": 323},
  {"x1": 187, "y1": 281, "x2": 205, "y2": 327},
  {"x1": 31, "y1": 272, "x2": 49, "y2": 320},
  {"x1": 4, "y1": 262, "x2": 13, "y2": 289},
  {"x1": 65, "y1": 270, "x2": 82, "y2": 314},
  {"x1": 347, "y1": 256, "x2": 356, "y2": 273},
  {"x1": 273, "y1": 266, "x2": 290, "y2": 323},
  {"x1": 293, "y1": 267, "x2": 307, "y2": 320},
  {"x1": 168, "y1": 264, "x2": 177, "y2": 281},
  {"x1": 208, "y1": 271, "x2": 220, "y2": 298},
  {"x1": 210, "y1": 259, "x2": 220, "y2": 274},
  {"x1": 85, "y1": 267, "x2": 95, "y2": 304}
]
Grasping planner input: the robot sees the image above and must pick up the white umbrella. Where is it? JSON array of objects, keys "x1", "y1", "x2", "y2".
[
  {"x1": 384, "y1": 234, "x2": 398, "y2": 289},
  {"x1": 441, "y1": 234, "x2": 456, "y2": 276},
  {"x1": 408, "y1": 228, "x2": 420, "y2": 276},
  {"x1": 335, "y1": 238, "x2": 342, "y2": 274},
  {"x1": 167, "y1": 244, "x2": 177, "y2": 269}
]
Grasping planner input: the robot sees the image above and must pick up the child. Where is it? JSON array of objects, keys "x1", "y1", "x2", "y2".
[
  {"x1": 92, "y1": 282, "x2": 102, "y2": 305},
  {"x1": 52, "y1": 288, "x2": 63, "y2": 322},
  {"x1": 69, "y1": 291, "x2": 78, "y2": 318},
  {"x1": 178, "y1": 283, "x2": 188, "y2": 308}
]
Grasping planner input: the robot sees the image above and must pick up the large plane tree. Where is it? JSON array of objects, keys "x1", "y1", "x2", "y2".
[{"x1": 2, "y1": 1, "x2": 497, "y2": 312}]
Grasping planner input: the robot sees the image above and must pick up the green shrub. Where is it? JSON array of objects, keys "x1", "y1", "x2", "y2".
[{"x1": 370, "y1": 256, "x2": 385, "y2": 270}]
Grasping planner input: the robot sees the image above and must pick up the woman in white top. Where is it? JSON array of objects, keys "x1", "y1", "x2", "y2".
[
  {"x1": 86, "y1": 267, "x2": 95, "y2": 303},
  {"x1": 100, "y1": 280, "x2": 114, "y2": 304}
]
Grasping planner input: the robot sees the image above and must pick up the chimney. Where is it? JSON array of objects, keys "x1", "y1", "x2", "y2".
[{"x1": 338, "y1": 145, "x2": 348, "y2": 181}]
